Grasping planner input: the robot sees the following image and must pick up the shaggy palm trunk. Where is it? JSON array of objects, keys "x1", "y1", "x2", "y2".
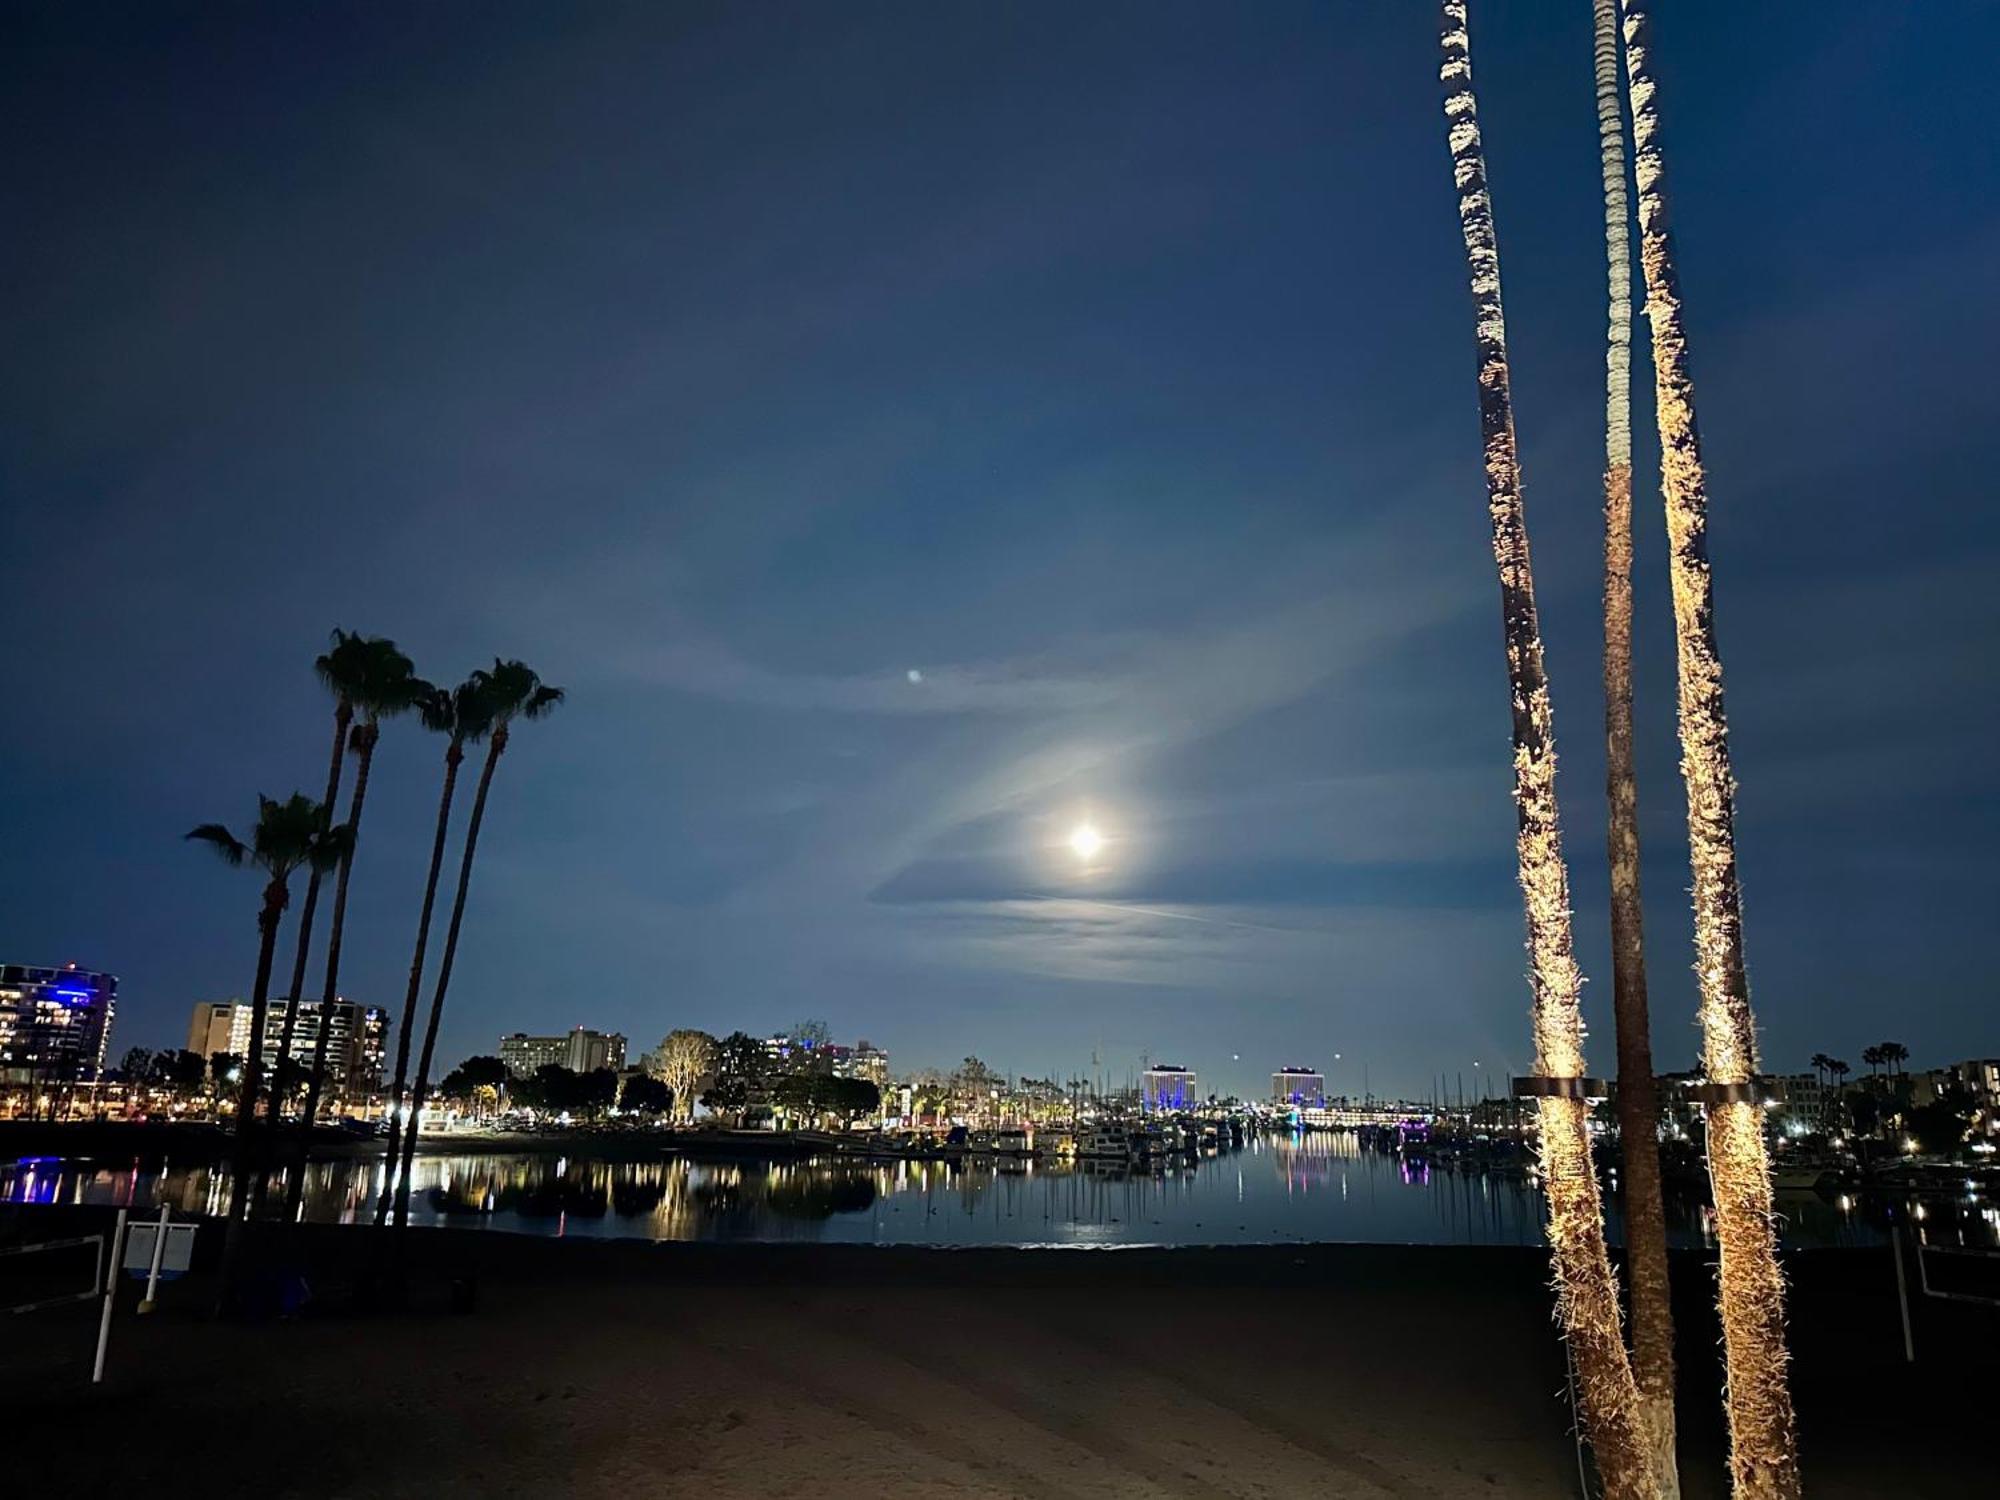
[
  {"x1": 394, "y1": 726, "x2": 507, "y2": 1233},
  {"x1": 288, "y1": 723, "x2": 380, "y2": 1220},
  {"x1": 1618, "y1": 4, "x2": 1800, "y2": 1494},
  {"x1": 1593, "y1": 2, "x2": 1677, "y2": 1491},
  {"x1": 221, "y1": 877, "x2": 289, "y2": 1297},
  {"x1": 373, "y1": 740, "x2": 464, "y2": 1228},
  {"x1": 266, "y1": 705, "x2": 351, "y2": 1135},
  {"x1": 1438, "y1": 8, "x2": 1650, "y2": 1494}
]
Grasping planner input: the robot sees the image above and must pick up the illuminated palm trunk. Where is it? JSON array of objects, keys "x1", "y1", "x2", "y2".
[
  {"x1": 1592, "y1": 2, "x2": 1677, "y2": 1491},
  {"x1": 1618, "y1": 4, "x2": 1799, "y2": 1494},
  {"x1": 1438, "y1": 7, "x2": 1649, "y2": 1494}
]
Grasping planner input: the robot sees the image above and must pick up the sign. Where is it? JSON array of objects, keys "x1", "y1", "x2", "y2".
[{"x1": 122, "y1": 1222, "x2": 196, "y2": 1281}]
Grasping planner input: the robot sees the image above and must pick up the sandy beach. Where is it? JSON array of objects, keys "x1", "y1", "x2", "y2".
[{"x1": 4, "y1": 1214, "x2": 1991, "y2": 1499}]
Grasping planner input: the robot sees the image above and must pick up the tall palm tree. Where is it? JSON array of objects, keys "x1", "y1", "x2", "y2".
[
  {"x1": 392, "y1": 660, "x2": 564, "y2": 1232},
  {"x1": 1618, "y1": 3, "x2": 1799, "y2": 1492},
  {"x1": 186, "y1": 795, "x2": 351, "y2": 1291},
  {"x1": 1590, "y1": 2, "x2": 1675, "y2": 1488},
  {"x1": 277, "y1": 650, "x2": 429, "y2": 1221},
  {"x1": 1862, "y1": 1044, "x2": 1883, "y2": 1082},
  {"x1": 1437, "y1": 8, "x2": 1649, "y2": 1494},
  {"x1": 371, "y1": 677, "x2": 497, "y2": 1228},
  {"x1": 1809, "y1": 1053, "x2": 1833, "y2": 1090},
  {"x1": 1880, "y1": 1041, "x2": 1909, "y2": 1079}
]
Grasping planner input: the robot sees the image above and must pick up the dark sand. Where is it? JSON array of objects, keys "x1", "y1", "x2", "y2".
[{"x1": 4, "y1": 1215, "x2": 1990, "y2": 1498}]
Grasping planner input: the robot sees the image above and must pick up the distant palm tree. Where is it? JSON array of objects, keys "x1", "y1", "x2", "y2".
[
  {"x1": 1880, "y1": 1042, "x2": 1910, "y2": 1079},
  {"x1": 186, "y1": 795, "x2": 351, "y2": 1291},
  {"x1": 1437, "y1": 8, "x2": 1649, "y2": 1495},
  {"x1": 1828, "y1": 1059, "x2": 1850, "y2": 1093},
  {"x1": 1862, "y1": 1045, "x2": 1884, "y2": 1081},
  {"x1": 371, "y1": 677, "x2": 497, "y2": 1229},
  {"x1": 391, "y1": 660, "x2": 564, "y2": 1232},
  {"x1": 1589, "y1": 3, "x2": 1675, "y2": 1488},
  {"x1": 1618, "y1": 3, "x2": 1801, "y2": 1491},
  {"x1": 1809, "y1": 1053, "x2": 1833, "y2": 1089}
]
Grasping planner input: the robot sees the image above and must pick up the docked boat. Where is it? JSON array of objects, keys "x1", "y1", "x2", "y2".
[
  {"x1": 1076, "y1": 1121, "x2": 1132, "y2": 1161},
  {"x1": 967, "y1": 1126, "x2": 1033, "y2": 1157}
]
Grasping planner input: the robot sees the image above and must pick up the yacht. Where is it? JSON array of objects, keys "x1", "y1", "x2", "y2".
[
  {"x1": 1076, "y1": 1121, "x2": 1132, "y2": 1161},
  {"x1": 967, "y1": 1126, "x2": 1033, "y2": 1157}
]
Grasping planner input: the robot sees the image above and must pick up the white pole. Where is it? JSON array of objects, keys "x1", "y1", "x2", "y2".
[
  {"x1": 93, "y1": 1208, "x2": 128, "y2": 1384},
  {"x1": 139, "y1": 1202, "x2": 171, "y2": 1314}
]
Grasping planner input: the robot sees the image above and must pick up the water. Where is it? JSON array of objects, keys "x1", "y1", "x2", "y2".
[{"x1": 8, "y1": 1133, "x2": 1991, "y2": 1250}]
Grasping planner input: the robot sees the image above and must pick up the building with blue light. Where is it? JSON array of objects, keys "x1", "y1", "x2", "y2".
[
  {"x1": 1272, "y1": 1067, "x2": 1326, "y2": 1109},
  {"x1": 0, "y1": 962, "x2": 117, "y2": 1086},
  {"x1": 1142, "y1": 1065, "x2": 1197, "y2": 1112}
]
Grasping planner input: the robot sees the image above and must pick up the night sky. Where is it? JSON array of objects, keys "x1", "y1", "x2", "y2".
[{"x1": 3, "y1": 2, "x2": 1994, "y2": 1099}]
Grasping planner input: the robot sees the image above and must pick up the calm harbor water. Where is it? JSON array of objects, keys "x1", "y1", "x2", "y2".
[{"x1": 8, "y1": 1132, "x2": 1986, "y2": 1251}]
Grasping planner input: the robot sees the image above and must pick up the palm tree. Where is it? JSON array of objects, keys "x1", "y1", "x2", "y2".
[
  {"x1": 274, "y1": 645, "x2": 428, "y2": 1221},
  {"x1": 294, "y1": 644, "x2": 428, "y2": 1135},
  {"x1": 1880, "y1": 1042, "x2": 1909, "y2": 1079},
  {"x1": 1618, "y1": 4, "x2": 1799, "y2": 1491},
  {"x1": 1862, "y1": 1044, "x2": 1884, "y2": 1082},
  {"x1": 1828, "y1": 1059, "x2": 1850, "y2": 1094},
  {"x1": 186, "y1": 795, "x2": 351, "y2": 1292},
  {"x1": 391, "y1": 660, "x2": 564, "y2": 1232},
  {"x1": 1809, "y1": 1053, "x2": 1833, "y2": 1090},
  {"x1": 1590, "y1": 3, "x2": 1675, "y2": 1488},
  {"x1": 371, "y1": 677, "x2": 497, "y2": 1228},
  {"x1": 1437, "y1": 8, "x2": 1649, "y2": 1494}
]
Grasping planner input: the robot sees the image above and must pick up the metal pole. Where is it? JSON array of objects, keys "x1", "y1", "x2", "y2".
[
  {"x1": 139, "y1": 1202, "x2": 171, "y2": 1314},
  {"x1": 1890, "y1": 1223, "x2": 1916, "y2": 1363},
  {"x1": 93, "y1": 1208, "x2": 128, "y2": 1384}
]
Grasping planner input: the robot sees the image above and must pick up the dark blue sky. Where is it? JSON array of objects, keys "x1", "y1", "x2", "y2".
[{"x1": 3, "y1": 2, "x2": 1995, "y2": 1098}]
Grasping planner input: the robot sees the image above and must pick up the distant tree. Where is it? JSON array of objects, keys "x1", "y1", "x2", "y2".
[
  {"x1": 653, "y1": 1030, "x2": 720, "y2": 1123},
  {"x1": 700, "y1": 1031, "x2": 766, "y2": 1123},
  {"x1": 514, "y1": 1064, "x2": 578, "y2": 1114},
  {"x1": 579, "y1": 1067, "x2": 619, "y2": 1118},
  {"x1": 161, "y1": 1049, "x2": 208, "y2": 1097},
  {"x1": 438, "y1": 1055, "x2": 510, "y2": 1097},
  {"x1": 118, "y1": 1047, "x2": 157, "y2": 1083},
  {"x1": 1862, "y1": 1045, "x2": 1885, "y2": 1081},
  {"x1": 787, "y1": 1018, "x2": 832, "y2": 1052},
  {"x1": 1810, "y1": 1053, "x2": 1834, "y2": 1089},
  {"x1": 1904, "y1": 1095, "x2": 1973, "y2": 1155},
  {"x1": 210, "y1": 1052, "x2": 242, "y2": 1091},
  {"x1": 1827, "y1": 1059, "x2": 1851, "y2": 1094},
  {"x1": 1878, "y1": 1042, "x2": 1910, "y2": 1079},
  {"x1": 825, "y1": 1076, "x2": 880, "y2": 1126},
  {"x1": 620, "y1": 1073, "x2": 673, "y2": 1116}
]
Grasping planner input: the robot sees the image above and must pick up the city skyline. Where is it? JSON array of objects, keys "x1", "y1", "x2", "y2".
[{"x1": 4, "y1": 3, "x2": 1996, "y2": 1102}]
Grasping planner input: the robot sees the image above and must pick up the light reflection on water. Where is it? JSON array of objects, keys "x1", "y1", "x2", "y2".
[{"x1": 3, "y1": 1133, "x2": 1990, "y2": 1250}]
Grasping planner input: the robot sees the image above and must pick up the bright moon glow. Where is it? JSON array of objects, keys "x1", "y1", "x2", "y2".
[{"x1": 1068, "y1": 823, "x2": 1104, "y2": 861}]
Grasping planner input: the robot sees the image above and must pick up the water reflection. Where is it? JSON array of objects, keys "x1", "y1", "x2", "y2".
[{"x1": 2, "y1": 1136, "x2": 1991, "y2": 1251}]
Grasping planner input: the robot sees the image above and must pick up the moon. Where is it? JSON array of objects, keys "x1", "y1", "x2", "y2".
[{"x1": 1068, "y1": 822, "x2": 1105, "y2": 862}]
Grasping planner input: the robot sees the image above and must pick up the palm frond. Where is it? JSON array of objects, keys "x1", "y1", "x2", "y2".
[
  {"x1": 309, "y1": 822, "x2": 358, "y2": 873},
  {"x1": 522, "y1": 684, "x2": 565, "y2": 720},
  {"x1": 185, "y1": 824, "x2": 248, "y2": 865}
]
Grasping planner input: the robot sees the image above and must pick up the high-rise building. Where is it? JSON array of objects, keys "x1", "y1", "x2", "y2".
[
  {"x1": 1, "y1": 963, "x2": 117, "y2": 1084},
  {"x1": 1272, "y1": 1067, "x2": 1325, "y2": 1109},
  {"x1": 500, "y1": 1027, "x2": 627, "y2": 1078},
  {"x1": 188, "y1": 998, "x2": 386, "y2": 1100},
  {"x1": 1142, "y1": 1065, "x2": 1197, "y2": 1112},
  {"x1": 838, "y1": 1041, "x2": 891, "y2": 1088}
]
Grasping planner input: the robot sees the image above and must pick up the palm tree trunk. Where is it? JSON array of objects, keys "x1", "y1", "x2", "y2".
[
  {"x1": 372, "y1": 741, "x2": 464, "y2": 1228},
  {"x1": 263, "y1": 705, "x2": 350, "y2": 1142},
  {"x1": 394, "y1": 726, "x2": 507, "y2": 1233},
  {"x1": 1617, "y1": 5, "x2": 1800, "y2": 1494},
  {"x1": 221, "y1": 878, "x2": 288, "y2": 1298},
  {"x1": 287, "y1": 723, "x2": 380, "y2": 1220},
  {"x1": 1438, "y1": 8, "x2": 1650, "y2": 1495},
  {"x1": 1593, "y1": 2, "x2": 1677, "y2": 1491}
]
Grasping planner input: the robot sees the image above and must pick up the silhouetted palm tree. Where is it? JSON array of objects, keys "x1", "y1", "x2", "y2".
[
  {"x1": 186, "y1": 794, "x2": 351, "y2": 1293},
  {"x1": 392, "y1": 660, "x2": 564, "y2": 1232},
  {"x1": 1590, "y1": 3, "x2": 1674, "y2": 1487},
  {"x1": 294, "y1": 644, "x2": 429, "y2": 1135},
  {"x1": 1862, "y1": 1045, "x2": 1884, "y2": 1081},
  {"x1": 371, "y1": 677, "x2": 497, "y2": 1228},
  {"x1": 1437, "y1": 7, "x2": 1648, "y2": 1494},
  {"x1": 1619, "y1": 4, "x2": 1799, "y2": 1488},
  {"x1": 1879, "y1": 1042, "x2": 1909, "y2": 1079},
  {"x1": 1809, "y1": 1053, "x2": 1834, "y2": 1089}
]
